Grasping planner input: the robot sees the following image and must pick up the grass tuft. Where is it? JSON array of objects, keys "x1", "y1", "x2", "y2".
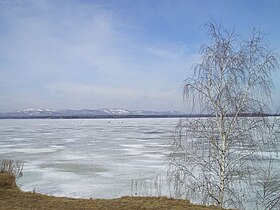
[{"x1": 0, "y1": 159, "x2": 24, "y2": 180}]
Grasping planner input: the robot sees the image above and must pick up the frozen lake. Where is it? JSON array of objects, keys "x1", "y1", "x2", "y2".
[{"x1": 0, "y1": 118, "x2": 179, "y2": 198}]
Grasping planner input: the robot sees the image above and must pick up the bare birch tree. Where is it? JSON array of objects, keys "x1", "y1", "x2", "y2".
[{"x1": 167, "y1": 22, "x2": 279, "y2": 209}]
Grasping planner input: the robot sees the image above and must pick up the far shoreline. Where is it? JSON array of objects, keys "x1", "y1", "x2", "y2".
[{"x1": 0, "y1": 113, "x2": 279, "y2": 119}]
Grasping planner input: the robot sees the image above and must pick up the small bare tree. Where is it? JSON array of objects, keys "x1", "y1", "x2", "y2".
[
  {"x1": 168, "y1": 21, "x2": 279, "y2": 209},
  {"x1": 251, "y1": 117, "x2": 280, "y2": 210},
  {"x1": 254, "y1": 160, "x2": 280, "y2": 210}
]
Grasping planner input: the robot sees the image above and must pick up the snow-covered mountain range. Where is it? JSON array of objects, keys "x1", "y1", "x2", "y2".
[{"x1": 0, "y1": 108, "x2": 187, "y2": 118}]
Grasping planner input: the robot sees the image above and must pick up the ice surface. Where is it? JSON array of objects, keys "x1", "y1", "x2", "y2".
[{"x1": 0, "y1": 118, "x2": 178, "y2": 198}]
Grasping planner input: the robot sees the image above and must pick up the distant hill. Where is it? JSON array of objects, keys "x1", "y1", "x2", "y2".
[
  {"x1": 0, "y1": 108, "x2": 277, "y2": 119},
  {"x1": 0, "y1": 108, "x2": 189, "y2": 119}
]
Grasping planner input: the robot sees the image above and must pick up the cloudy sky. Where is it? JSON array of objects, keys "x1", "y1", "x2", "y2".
[{"x1": 0, "y1": 0, "x2": 280, "y2": 112}]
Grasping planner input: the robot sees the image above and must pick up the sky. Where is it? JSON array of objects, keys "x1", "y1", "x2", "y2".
[{"x1": 0, "y1": 0, "x2": 280, "y2": 112}]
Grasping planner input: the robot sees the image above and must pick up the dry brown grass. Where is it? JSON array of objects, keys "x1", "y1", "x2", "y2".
[{"x1": 0, "y1": 172, "x2": 220, "y2": 210}]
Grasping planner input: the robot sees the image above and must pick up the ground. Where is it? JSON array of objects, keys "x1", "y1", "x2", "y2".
[{"x1": 0, "y1": 172, "x2": 219, "y2": 210}]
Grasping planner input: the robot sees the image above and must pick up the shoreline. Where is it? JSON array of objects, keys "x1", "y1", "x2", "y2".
[{"x1": 0, "y1": 172, "x2": 219, "y2": 210}]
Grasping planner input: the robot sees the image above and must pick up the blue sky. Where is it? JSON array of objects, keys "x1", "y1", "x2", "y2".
[{"x1": 0, "y1": 0, "x2": 280, "y2": 112}]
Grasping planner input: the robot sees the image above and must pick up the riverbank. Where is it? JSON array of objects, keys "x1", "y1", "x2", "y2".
[{"x1": 0, "y1": 172, "x2": 219, "y2": 210}]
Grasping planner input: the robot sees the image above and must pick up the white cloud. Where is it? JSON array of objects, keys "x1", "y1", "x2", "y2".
[{"x1": 0, "y1": 0, "x2": 198, "y2": 112}]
